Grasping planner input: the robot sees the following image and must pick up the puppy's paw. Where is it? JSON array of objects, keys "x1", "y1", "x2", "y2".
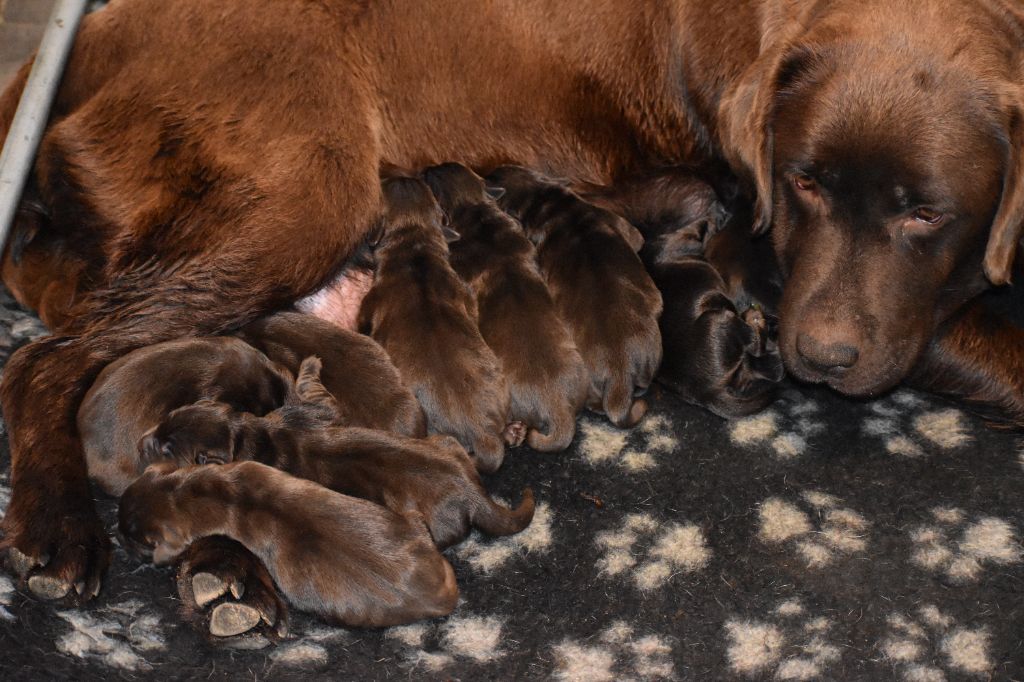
[
  {"x1": 502, "y1": 421, "x2": 527, "y2": 447},
  {"x1": 175, "y1": 536, "x2": 288, "y2": 648}
]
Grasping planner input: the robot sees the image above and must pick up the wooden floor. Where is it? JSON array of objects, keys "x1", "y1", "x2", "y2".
[{"x1": 0, "y1": 0, "x2": 57, "y2": 91}]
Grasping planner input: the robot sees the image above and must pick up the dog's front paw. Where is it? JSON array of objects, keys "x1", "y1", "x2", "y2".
[
  {"x1": 176, "y1": 536, "x2": 288, "y2": 648},
  {"x1": 2, "y1": 493, "x2": 110, "y2": 603}
]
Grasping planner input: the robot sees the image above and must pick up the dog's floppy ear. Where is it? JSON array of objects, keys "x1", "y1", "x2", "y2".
[
  {"x1": 984, "y1": 98, "x2": 1024, "y2": 286},
  {"x1": 717, "y1": 4, "x2": 814, "y2": 235}
]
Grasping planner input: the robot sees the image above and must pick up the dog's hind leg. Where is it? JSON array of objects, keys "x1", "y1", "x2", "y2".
[
  {"x1": 176, "y1": 535, "x2": 288, "y2": 645},
  {"x1": 602, "y1": 373, "x2": 648, "y2": 428}
]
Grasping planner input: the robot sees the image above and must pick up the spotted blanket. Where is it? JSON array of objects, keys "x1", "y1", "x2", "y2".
[{"x1": 0, "y1": 287, "x2": 1021, "y2": 681}]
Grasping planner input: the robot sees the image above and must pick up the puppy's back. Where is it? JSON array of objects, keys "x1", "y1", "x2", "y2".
[
  {"x1": 79, "y1": 337, "x2": 291, "y2": 495},
  {"x1": 237, "y1": 311, "x2": 426, "y2": 437}
]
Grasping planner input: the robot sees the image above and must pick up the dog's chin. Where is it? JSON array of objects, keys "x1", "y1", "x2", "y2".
[{"x1": 781, "y1": 350, "x2": 910, "y2": 399}]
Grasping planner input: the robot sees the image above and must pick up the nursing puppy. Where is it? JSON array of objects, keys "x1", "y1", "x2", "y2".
[
  {"x1": 583, "y1": 167, "x2": 783, "y2": 416},
  {"x1": 487, "y1": 165, "x2": 662, "y2": 428},
  {"x1": 78, "y1": 336, "x2": 297, "y2": 496},
  {"x1": 358, "y1": 177, "x2": 518, "y2": 472},
  {"x1": 143, "y1": 392, "x2": 536, "y2": 549},
  {"x1": 422, "y1": 163, "x2": 589, "y2": 451},
  {"x1": 119, "y1": 461, "x2": 458, "y2": 628},
  {"x1": 643, "y1": 210, "x2": 784, "y2": 417},
  {"x1": 235, "y1": 311, "x2": 426, "y2": 437}
]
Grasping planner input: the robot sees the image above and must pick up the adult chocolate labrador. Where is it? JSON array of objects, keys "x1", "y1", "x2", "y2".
[{"x1": 0, "y1": 0, "x2": 1021, "y2": 607}]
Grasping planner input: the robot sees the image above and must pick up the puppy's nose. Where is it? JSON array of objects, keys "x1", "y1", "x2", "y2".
[{"x1": 796, "y1": 332, "x2": 859, "y2": 371}]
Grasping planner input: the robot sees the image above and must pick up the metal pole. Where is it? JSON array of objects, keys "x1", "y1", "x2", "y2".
[{"x1": 0, "y1": 0, "x2": 89, "y2": 255}]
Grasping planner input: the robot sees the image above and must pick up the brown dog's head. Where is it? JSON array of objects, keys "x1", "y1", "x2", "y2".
[
  {"x1": 719, "y1": 0, "x2": 1024, "y2": 396},
  {"x1": 140, "y1": 400, "x2": 237, "y2": 466}
]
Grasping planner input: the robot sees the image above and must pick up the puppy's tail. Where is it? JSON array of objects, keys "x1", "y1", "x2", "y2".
[
  {"x1": 526, "y1": 411, "x2": 577, "y2": 452},
  {"x1": 603, "y1": 375, "x2": 647, "y2": 428},
  {"x1": 471, "y1": 487, "x2": 535, "y2": 538},
  {"x1": 292, "y1": 356, "x2": 345, "y2": 425}
]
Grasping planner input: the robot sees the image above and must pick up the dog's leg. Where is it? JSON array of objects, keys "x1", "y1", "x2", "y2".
[
  {"x1": 1, "y1": 160, "x2": 381, "y2": 603},
  {"x1": 908, "y1": 302, "x2": 1024, "y2": 428},
  {"x1": 175, "y1": 536, "x2": 288, "y2": 645}
]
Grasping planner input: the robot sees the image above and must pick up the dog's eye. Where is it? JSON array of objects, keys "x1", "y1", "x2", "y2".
[
  {"x1": 792, "y1": 174, "x2": 817, "y2": 192},
  {"x1": 912, "y1": 207, "x2": 944, "y2": 225}
]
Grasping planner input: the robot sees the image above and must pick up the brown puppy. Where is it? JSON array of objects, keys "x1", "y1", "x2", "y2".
[
  {"x1": 143, "y1": 395, "x2": 535, "y2": 549},
  {"x1": 585, "y1": 168, "x2": 785, "y2": 416},
  {"x1": 3, "y1": 0, "x2": 1023, "y2": 604},
  {"x1": 358, "y1": 177, "x2": 518, "y2": 473},
  {"x1": 422, "y1": 163, "x2": 589, "y2": 451},
  {"x1": 119, "y1": 461, "x2": 458, "y2": 628},
  {"x1": 641, "y1": 205, "x2": 784, "y2": 417},
  {"x1": 235, "y1": 311, "x2": 426, "y2": 438},
  {"x1": 487, "y1": 165, "x2": 662, "y2": 428},
  {"x1": 77, "y1": 336, "x2": 298, "y2": 496}
]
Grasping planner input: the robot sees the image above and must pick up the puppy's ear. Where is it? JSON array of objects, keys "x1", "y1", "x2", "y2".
[
  {"x1": 653, "y1": 220, "x2": 709, "y2": 264},
  {"x1": 612, "y1": 216, "x2": 645, "y2": 252},
  {"x1": 984, "y1": 98, "x2": 1024, "y2": 286},
  {"x1": 717, "y1": 5, "x2": 815, "y2": 235}
]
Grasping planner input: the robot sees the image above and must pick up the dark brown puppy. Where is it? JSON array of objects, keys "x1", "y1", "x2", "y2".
[
  {"x1": 358, "y1": 177, "x2": 517, "y2": 473},
  {"x1": 3, "y1": 0, "x2": 1023, "y2": 604},
  {"x1": 77, "y1": 336, "x2": 297, "y2": 497},
  {"x1": 119, "y1": 461, "x2": 458, "y2": 628},
  {"x1": 487, "y1": 165, "x2": 662, "y2": 428},
  {"x1": 144, "y1": 395, "x2": 535, "y2": 549},
  {"x1": 235, "y1": 311, "x2": 426, "y2": 438},
  {"x1": 586, "y1": 168, "x2": 785, "y2": 416},
  {"x1": 642, "y1": 206, "x2": 784, "y2": 417},
  {"x1": 423, "y1": 163, "x2": 589, "y2": 451}
]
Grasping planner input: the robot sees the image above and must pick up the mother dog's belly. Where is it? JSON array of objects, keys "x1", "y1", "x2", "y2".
[{"x1": 296, "y1": 267, "x2": 375, "y2": 332}]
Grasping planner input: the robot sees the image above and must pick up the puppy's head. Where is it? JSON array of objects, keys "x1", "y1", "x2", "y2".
[
  {"x1": 118, "y1": 462, "x2": 187, "y2": 563},
  {"x1": 379, "y1": 176, "x2": 458, "y2": 245},
  {"x1": 423, "y1": 162, "x2": 501, "y2": 212},
  {"x1": 140, "y1": 399, "x2": 237, "y2": 466},
  {"x1": 720, "y1": 0, "x2": 1024, "y2": 397}
]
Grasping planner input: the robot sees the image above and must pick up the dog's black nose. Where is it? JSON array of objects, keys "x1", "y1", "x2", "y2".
[{"x1": 796, "y1": 332, "x2": 859, "y2": 371}]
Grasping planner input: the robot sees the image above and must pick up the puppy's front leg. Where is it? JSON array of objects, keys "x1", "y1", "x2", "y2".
[{"x1": 908, "y1": 302, "x2": 1024, "y2": 429}]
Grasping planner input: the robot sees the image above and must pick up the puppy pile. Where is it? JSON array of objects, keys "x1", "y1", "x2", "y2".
[{"x1": 80, "y1": 163, "x2": 784, "y2": 637}]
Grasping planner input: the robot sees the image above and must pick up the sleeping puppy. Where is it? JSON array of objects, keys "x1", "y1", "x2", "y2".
[
  {"x1": 357, "y1": 176, "x2": 519, "y2": 473},
  {"x1": 142, "y1": 387, "x2": 536, "y2": 549},
  {"x1": 119, "y1": 461, "x2": 458, "y2": 628},
  {"x1": 582, "y1": 167, "x2": 784, "y2": 417},
  {"x1": 642, "y1": 213, "x2": 784, "y2": 418},
  {"x1": 78, "y1": 336, "x2": 297, "y2": 496},
  {"x1": 422, "y1": 163, "x2": 589, "y2": 451},
  {"x1": 235, "y1": 311, "x2": 425, "y2": 437},
  {"x1": 486, "y1": 165, "x2": 662, "y2": 428}
]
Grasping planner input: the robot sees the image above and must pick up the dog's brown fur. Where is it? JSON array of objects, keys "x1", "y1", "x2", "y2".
[
  {"x1": 144, "y1": 392, "x2": 536, "y2": 549},
  {"x1": 1, "y1": 0, "x2": 1022, "y2": 602},
  {"x1": 423, "y1": 163, "x2": 589, "y2": 450},
  {"x1": 487, "y1": 165, "x2": 663, "y2": 427},
  {"x1": 119, "y1": 461, "x2": 459, "y2": 628},
  {"x1": 357, "y1": 177, "x2": 517, "y2": 472},
  {"x1": 78, "y1": 336, "x2": 298, "y2": 496},
  {"x1": 235, "y1": 311, "x2": 426, "y2": 438}
]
